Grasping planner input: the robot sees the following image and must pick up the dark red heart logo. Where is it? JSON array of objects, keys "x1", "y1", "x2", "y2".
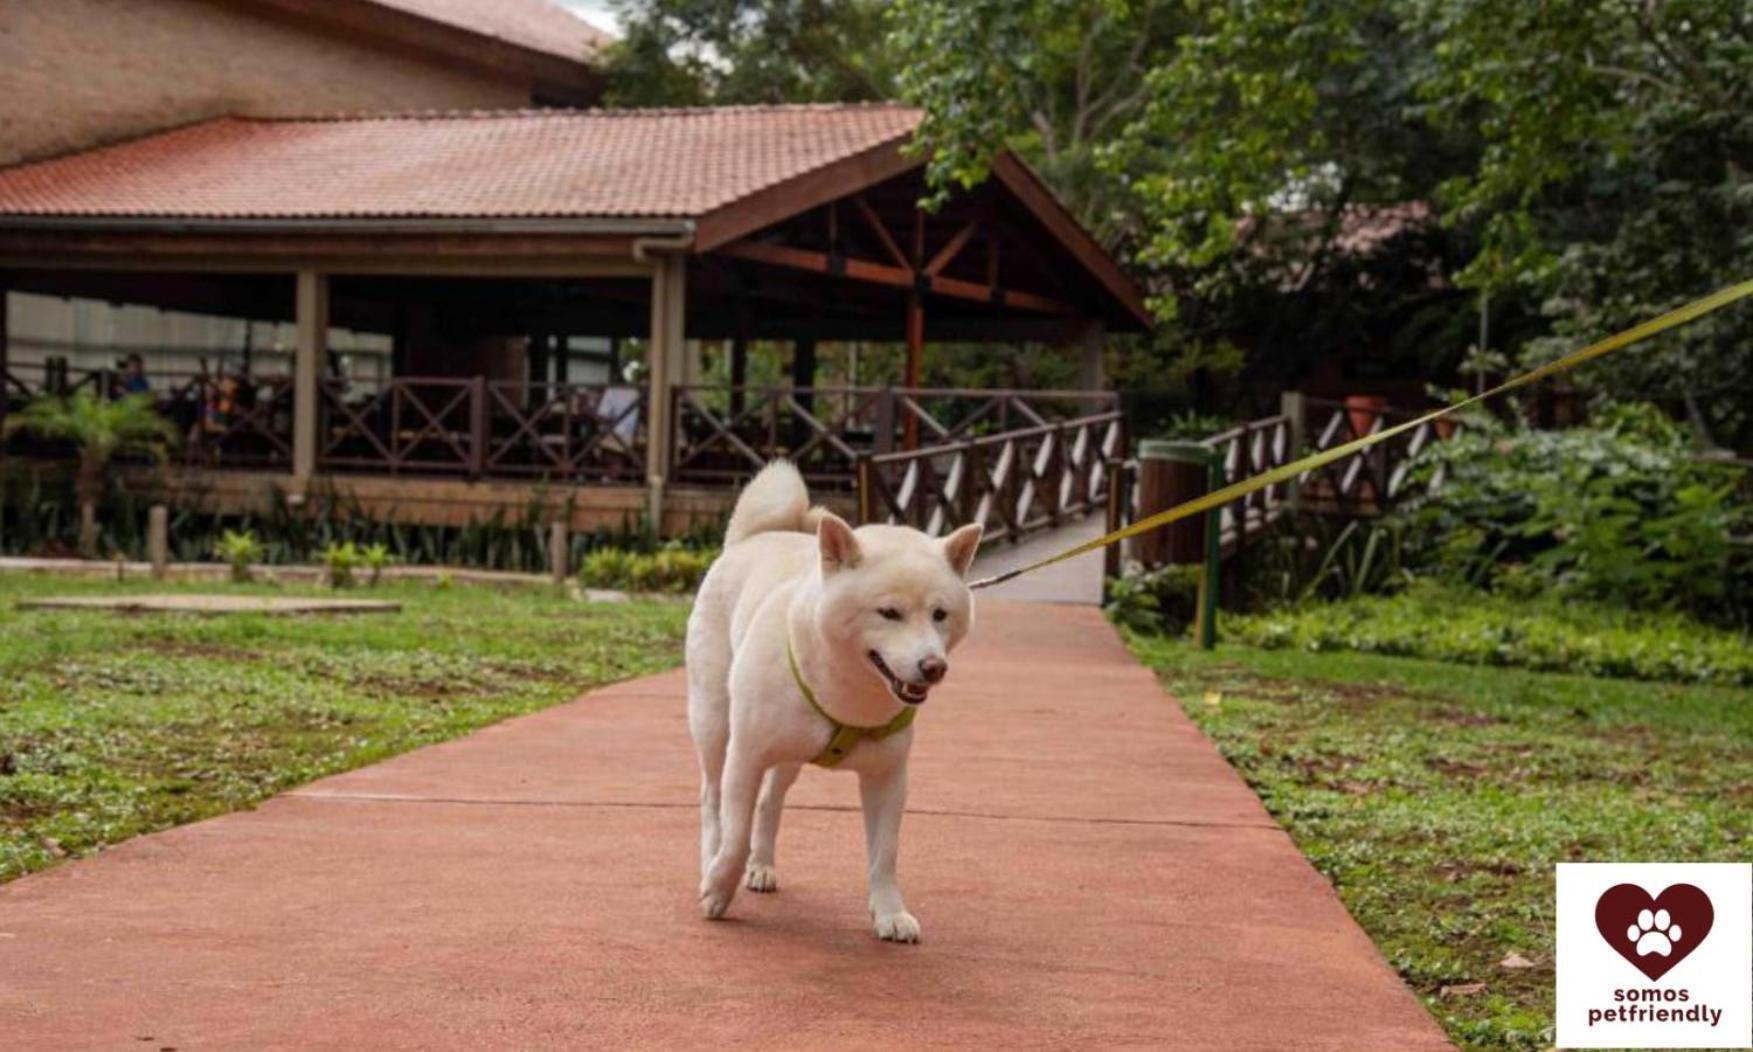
[{"x1": 1594, "y1": 883, "x2": 1713, "y2": 981}]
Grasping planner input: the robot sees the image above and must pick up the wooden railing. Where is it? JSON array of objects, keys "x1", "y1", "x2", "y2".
[
  {"x1": 1111, "y1": 394, "x2": 1465, "y2": 573},
  {"x1": 1201, "y1": 414, "x2": 1296, "y2": 554},
  {"x1": 858, "y1": 410, "x2": 1125, "y2": 542},
  {"x1": 1296, "y1": 396, "x2": 1458, "y2": 516},
  {"x1": 5, "y1": 363, "x2": 1122, "y2": 499},
  {"x1": 671, "y1": 385, "x2": 1119, "y2": 488}
]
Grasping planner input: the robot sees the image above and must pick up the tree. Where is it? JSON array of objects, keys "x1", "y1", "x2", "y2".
[
  {"x1": 3, "y1": 393, "x2": 176, "y2": 556},
  {"x1": 891, "y1": 0, "x2": 1753, "y2": 445},
  {"x1": 1416, "y1": 0, "x2": 1753, "y2": 448},
  {"x1": 597, "y1": 0, "x2": 898, "y2": 106}
]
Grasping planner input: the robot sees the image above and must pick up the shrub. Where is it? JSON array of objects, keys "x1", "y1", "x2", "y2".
[
  {"x1": 1397, "y1": 404, "x2": 1752, "y2": 626},
  {"x1": 580, "y1": 545, "x2": 714, "y2": 594},
  {"x1": 213, "y1": 529, "x2": 263, "y2": 584},
  {"x1": 1105, "y1": 562, "x2": 1204, "y2": 635},
  {"x1": 322, "y1": 541, "x2": 361, "y2": 589},
  {"x1": 361, "y1": 542, "x2": 393, "y2": 587},
  {"x1": 1224, "y1": 584, "x2": 1753, "y2": 687}
]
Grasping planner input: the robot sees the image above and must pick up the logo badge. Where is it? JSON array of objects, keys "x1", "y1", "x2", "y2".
[
  {"x1": 1556, "y1": 863, "x2": 1751, "y2": 1049},
  {"x1": 1593, "y1": 883, "x2": 1714, "y2": 981}
]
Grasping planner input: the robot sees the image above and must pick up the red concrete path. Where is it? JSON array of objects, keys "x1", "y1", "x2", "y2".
[{"x1": 0, "y1": 602, "x2": 1451, "y2": 1050}]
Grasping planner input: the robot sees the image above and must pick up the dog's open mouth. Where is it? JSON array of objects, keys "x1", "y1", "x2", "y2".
[{"x1": 868, "y1": 651, "x2": 929, "y2": 705}]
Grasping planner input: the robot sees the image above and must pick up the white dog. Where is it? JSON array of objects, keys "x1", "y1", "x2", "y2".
[{"x1": 686, "y1": 461, "x2": 982, "y2": 942}]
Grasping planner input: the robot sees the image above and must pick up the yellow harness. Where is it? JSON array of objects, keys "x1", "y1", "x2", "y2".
[{"x1": 786, "y1": 639, "x2": 917, "y2": 768}]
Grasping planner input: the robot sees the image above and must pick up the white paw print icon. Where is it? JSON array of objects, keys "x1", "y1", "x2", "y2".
[{"x1": 1627, "y1": 907, "x2": 1682, "y2": 957}]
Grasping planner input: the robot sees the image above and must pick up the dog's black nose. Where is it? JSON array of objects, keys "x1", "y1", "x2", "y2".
[{"x1": 918, "y1": 656, "x2": 947, "y2": 684}]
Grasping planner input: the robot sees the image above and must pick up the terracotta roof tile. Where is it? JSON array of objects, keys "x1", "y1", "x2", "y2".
[{"x1": 0, "y1": 106, "x2": 922, "y2": 220}]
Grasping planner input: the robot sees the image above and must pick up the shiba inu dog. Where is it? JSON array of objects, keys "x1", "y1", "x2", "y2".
[{"x1": 686, "y1": 460, "x2": 982, "y2": 942}]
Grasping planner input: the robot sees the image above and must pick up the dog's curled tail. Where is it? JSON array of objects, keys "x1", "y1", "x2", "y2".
[{"x1": 724, "y1": 460, "x2": 824, "y2": 545}]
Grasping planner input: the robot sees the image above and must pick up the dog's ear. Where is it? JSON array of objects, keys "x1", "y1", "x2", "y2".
[
  {"x1": 817, "y1": 512, "x2": 862, "y2": 574},
  {"x1": 941, "y1": 523, "x2": 983, "y2": 577}
]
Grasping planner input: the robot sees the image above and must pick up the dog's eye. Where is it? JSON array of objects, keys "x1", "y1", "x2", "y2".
[
  {"x1": 932, "y1": 608, "x2": 948, "y2": 623},
  {"x1": 878, "y1": 607, "x2": 903, "y2": 621}
]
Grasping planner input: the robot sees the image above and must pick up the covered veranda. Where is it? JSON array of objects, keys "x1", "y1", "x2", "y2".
[{"x1": 0, "y1": 107, "x2": 1149, "y2": 534}]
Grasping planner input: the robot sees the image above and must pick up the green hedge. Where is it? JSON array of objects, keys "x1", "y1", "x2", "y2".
[
  {"x1": 579, "y1": 546, "x2": 714, "y2": 595},
  {"x1": 1223, "y1": 585, "x2": 1753, "y2": 687}
]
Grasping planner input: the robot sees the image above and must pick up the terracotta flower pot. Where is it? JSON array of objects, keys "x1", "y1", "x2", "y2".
[{"x1": 1344, "y1": 394, "x2": 1389, "y2": 438}]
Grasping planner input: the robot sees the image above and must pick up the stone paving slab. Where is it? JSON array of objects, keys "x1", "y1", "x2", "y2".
[{"x1": 0, "y1": 601, "x2": 1451, "y2": 1050}]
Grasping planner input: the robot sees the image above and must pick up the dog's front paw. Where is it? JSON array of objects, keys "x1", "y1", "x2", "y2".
[
  {"x1": 699, "y1": 886, "x2": 734, "y2": 920},
  {"x1": 745, "y1": 863, "x2": 779, "y2": 893},
  {"x1": 699, "y1": 871, "x2": 740, "y2": 920},
  {"x1": 873, "y1": 910, "x2": 921, "y2": 944}
]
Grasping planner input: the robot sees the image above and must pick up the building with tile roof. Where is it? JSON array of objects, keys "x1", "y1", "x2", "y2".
[{"x1": 0, "y1": 101, "x2": 1146, "y2": 535}]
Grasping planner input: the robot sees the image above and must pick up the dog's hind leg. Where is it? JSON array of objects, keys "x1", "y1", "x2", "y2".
[
  {"x1": 700, "y1": 744, "x2": 763, "y2": 919},
  {"x1": 745, "y1": 762, "x2": 801, "y2": 892},
  {"x1": 686, "y1": 620, "x2": 732, "y2": 881}
]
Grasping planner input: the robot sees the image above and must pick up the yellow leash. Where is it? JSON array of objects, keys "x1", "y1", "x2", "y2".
[{"x1": 967, "y1": 278, "x2": 1753, "y2": 592}]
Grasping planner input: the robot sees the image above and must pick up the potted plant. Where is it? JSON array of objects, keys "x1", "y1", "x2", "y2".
[
  {"x1": 2, "y1": 392, "x2": 176, "y2": 556},
  {"x1": 1343, "y1": 394, "x2": 1389, "y2": 439}
]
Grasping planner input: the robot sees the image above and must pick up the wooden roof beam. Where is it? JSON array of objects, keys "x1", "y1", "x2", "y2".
[{"x1": 715, "y1": 240, "x2": 1072, "y2": 315}]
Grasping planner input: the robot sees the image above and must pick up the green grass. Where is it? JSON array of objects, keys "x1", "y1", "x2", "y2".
[
  {"x1": 1222, "y1": 585, "x2": 1753, "y2": 686},
  {"x1": 1127, "y1": 631, "x2": 1753, "y2": 1052},
  {"x1": 0, "y1": 573, "x2": 690, "y2": 883}
]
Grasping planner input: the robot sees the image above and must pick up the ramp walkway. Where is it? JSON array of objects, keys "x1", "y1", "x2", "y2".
[
  {"x1": 0, "y1": 601, "x2": 1449, "y2": 1049},
  {"x1": 971, "y1": 516, "x2": 1108, "y2": 604}
]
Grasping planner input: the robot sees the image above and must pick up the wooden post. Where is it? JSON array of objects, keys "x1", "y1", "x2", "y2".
[
  {"x1": 79, "y1": 503, "x2": 98, "y2": 558},
  {"x1": 549, "y1": 519, "x2": 569, "y2": 583},
  {"x1": 791, "y1": 337, "x2": 817, "y2": 449},
  {"x1": 905, "y1": 206, "x2": 925, "y2": 450},
  {"x1": 293, "y1": 271, "x2": 328, "y2": 487},
  {"x1": 1102, "y1": 457, "x2": 1127, "y2": 583},
  {"x1": 1194, "y1": 452, "x2": 1223, "y2": 650},
  {"x1": 645, "y1": 253, "x2": 685, "y2": 532},
  {"x1": 729, "y1": 333, "x2": 748, "y2": 416},
  {"x1": 0, "y1": 281, "x2": 8, "y2": 442},
  {"x1": 874, "y1": 388, "x2": 896, "y2": 455},
  {"x1": 148, "y1": 504, "x2": 169, "y2": 580},
  {"x1": 1280, "y1": 389, "x2": 1305, "y2": 512},
  {"x1": 856, "y1": 454, "x2": 873, "y2": 525},
  {"x1": 468, "y1": 375, "x2": 487, "y2": 479},
  {"x1": 904, "y1": 295, "x2": 923, "y2": 450}
]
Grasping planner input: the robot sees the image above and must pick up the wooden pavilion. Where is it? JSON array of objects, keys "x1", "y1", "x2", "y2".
[{"x1": 0, "y1": 105, "x2": 1149, "y2": 534}]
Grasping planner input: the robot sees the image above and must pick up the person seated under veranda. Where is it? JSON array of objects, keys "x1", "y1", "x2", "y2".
[{"x1": 112, "y1": 354, "x2": 150, "y2": 398}]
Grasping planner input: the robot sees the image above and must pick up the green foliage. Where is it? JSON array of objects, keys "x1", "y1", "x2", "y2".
[
  {"x1": 213, "y1": 529, "x2": 264, "y2": 584},
  {"x1": 1224, "y1": 584, "x2": 1753, "y2": 687},
  {"x1": 0, "y1": 574, "x2": 690, "y2": 883},
  {"x1": 580, "y1": 545, "x2": 714, "y2": 595},
  {"x1": 892, "y1": 0, "x2": 1753, "y2": 445},
  {"x1": 0, "y1": 474, "x2": 721, "y2": 571},
  {"x1": 1418, "y1": 0, "x2": 1753, "y2": 447},
  {"x1": 1104, "y1": 561, "x2": 1202, "y2": 635},
  {"x1": 2, "y1": 393, "x2": 176, "y2": 467},
  {"x1": 3, "y1": 393, "x2": 177, "y2": 503},
  {"x1": 598, "y1": 0, "x2": 897, "y2": 105},
  {"x1": 361, "y1": 542, "x2": 394, "y2": 587},
  {"x1": 1129, "y1": 633, "x2": 1752, "y2": 1051},
  {"x1": 1398, "y1": 406, "x2": 1752, "y2": 625},
  {"x1": 321, "y1": 541, "x2": 361, "y2": 589}
]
